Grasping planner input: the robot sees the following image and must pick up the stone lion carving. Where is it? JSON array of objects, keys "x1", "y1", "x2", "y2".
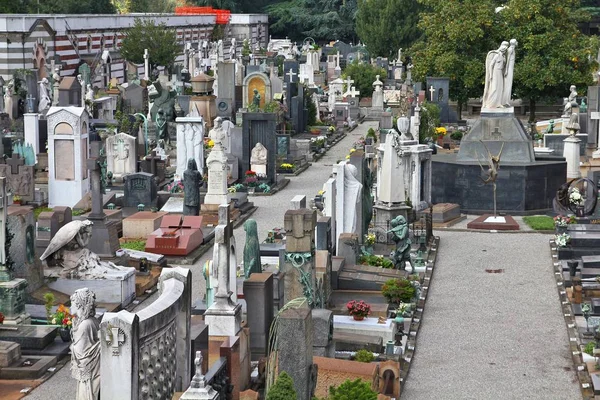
[{"x1": 40, "y1": 220, "x2": 132, "y2": 279}]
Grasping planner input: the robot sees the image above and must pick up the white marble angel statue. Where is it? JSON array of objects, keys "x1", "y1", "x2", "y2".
[{"x1": 482, "y1": 41, "x2": 509, "y2": 109}]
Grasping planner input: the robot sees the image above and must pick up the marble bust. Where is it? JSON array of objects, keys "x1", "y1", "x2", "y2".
[
  {"x1": 250, "y1": 142, "x2": 268, "y2": 165},
  {"x1": 209, "y1": 117, "x2": 227, "y2": 147},
  {"x1": 70, "y1": 288, "x2": 101, "y2": 400}
]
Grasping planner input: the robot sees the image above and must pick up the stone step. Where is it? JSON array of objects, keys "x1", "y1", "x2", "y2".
[
  {"x1": 582, "y1": 255, "x2": 600, "y2": 268},
  {"x1": 568, "y1": 231, "x2": 600, "y2": 247},
  {"x1": 338, "y1": 271, "x2": 389, "y2": 291},
  {"x1": 558, "y1": 247, "x2": 600, "y2": 260}
]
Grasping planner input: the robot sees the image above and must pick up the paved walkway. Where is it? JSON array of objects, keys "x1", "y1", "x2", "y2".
[
  {"x1": 402, "y1": 230, "x2": 581, "y2": 400},
  {"x1": 23, "y1": 123, "x2": 375, "y2": 399}
]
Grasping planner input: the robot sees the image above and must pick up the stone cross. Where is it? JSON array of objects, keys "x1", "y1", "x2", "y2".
[
  {"x1": 25, "y1": 94, "x2": 35, "y2": 113},
  {"x1": 286, "y1": 68, "x2": 297, "y2": 82},
  {"x1": 429, "y1": 85, "x2": 436, "y2": 102},
  {"x1": 143, "y1": 49, "x2": 149, "y2": 80},
  {"x1": 345, "y1": 76, "x2": 354, "y2": 92},
  {"x1": 145, "y1": 150, "x2": 162, "y2": 178},
  {"x1": 348, "y1": 86, "x2": 360, "y2": 98},
  {"x1": 213, "y1": 204, "x2": 234, "y2": 306},
  {"x1": 105, "y1": 326, "x2": 125, "y2": 356},
  {"x1": 87, "y1": 141, "x2": 106, "y2": 219},
  {"x1": 5, "y1": 155, "x2": 23, "y2": 174},
  {"x1": 491, "y1": 126, "x2": 502, "y2": 140}
]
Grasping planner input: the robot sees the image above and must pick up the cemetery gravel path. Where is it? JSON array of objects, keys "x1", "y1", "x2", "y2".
[
  {"x1": 22, "y1": 122, "x2": 378, "y2": 400},
  {"x1": 402, "y1": 231, "x2": 581, "y2": 400}
]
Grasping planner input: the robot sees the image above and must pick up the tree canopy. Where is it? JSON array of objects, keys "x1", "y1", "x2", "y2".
[
  {"x1": 342, "y1": 62, "x2": 387, "y2": 98},
  {"x1": 413, "y1": 0, "x2": 598, "y2": 120},
  {"x1": 266, "y1": 371, "x2": 297, "y2": 400},
  {"x1": 1, "y1": 0, "x2": 116, "y2": 13},
  {"x1": 119, "y1": 18, "x2": 180, "y2": 73},
  {"x1": 266, "y1": 0, "x2": 358, "y2": 43},
  {"x1": 356, "y1": 0, "x2": 422, "y2": 58},
  {"x1": 328, "y1": 378, "x2": 378, "y2": 400}
]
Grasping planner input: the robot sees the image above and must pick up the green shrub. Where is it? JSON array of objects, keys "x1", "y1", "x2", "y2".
[
  {"x1": 585, "y1": 341, "x2": 596, "y2": 356},
  {"x1": 354, "y1": 349, "x2": 375, "y2": 363},
  {"x1": 267, "y1": 371, "x2": 297, "y2": 400},
  {"x1": 34, "y1": 207, "x2": 53, "y2": 220},
  {"x1": 381, "y1": 278, "x2": 416, "y2": 304},
  {"x1": 450, "y1": 131, "x2": 463, "y2": 141},
  {"x1": 366, "y1": 128, "x2": 377, "y2": 142},
  {"x1": 523, "y1": 216, "x2": 555, "y2": 231},
  {"x1": 328, "y1": 379, "x2": 378, "y2": 400},
  {"x1": 43, "y1": 292, "x2": 55, "y2": 323},
  {"x1": 359, "y1": 255, "x2": 394, "y2": 269},
  {"x1": 120, "y1": 240, "x2": 147, "y2": 252}
]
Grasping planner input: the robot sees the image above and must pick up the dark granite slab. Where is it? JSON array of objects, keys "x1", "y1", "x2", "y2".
[{"x1": 0, "y1": 326, "x2": 57, "y2": 350}]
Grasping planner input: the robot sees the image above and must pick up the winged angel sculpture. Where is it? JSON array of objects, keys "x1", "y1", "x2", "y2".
[{"x1": 40, "y1": 220, "x2": 131, "y2": 279}]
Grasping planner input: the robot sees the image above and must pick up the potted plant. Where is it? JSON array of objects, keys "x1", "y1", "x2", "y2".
[
  {"x1": 12, "y1": 195, "x2": 21, "y2": 205},
  {"x1": 381, "y1": 278, "x2": 416, "y2": 305},
  {"x1": 244, "y1": 170, "x2": 258, "y2": 194},
  {"x1": 280, "y1": 163, "x2": 295, "y2": 173},
  {"x1": 570, "y1": 188, "x2": 585, "y2": 217},
  {"x1": 555, "y1": 232, "x2": 571, "y2": 248},
  {"x1": 347, "y1": 300, "x2": 371, "y2": 321},
  {"x1": 166, "y1": 180, "x2": 184, "y2": 194},
  {"x1": 364, "y1": 233, "x2": 376, "y2": 254},
  {"x1": 49, "y1": 304, "x2": 73, "y2": 342},
  {"x1": 554, "y1": 215, "x2": 574, "y2": 234}
]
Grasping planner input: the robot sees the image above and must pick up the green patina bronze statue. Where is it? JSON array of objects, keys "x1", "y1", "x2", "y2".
[
  {"x1": 389, "y1": 215, "x2": 411, "y2": 271},
  {"x1": 243, "y1": 219, "x2": 262, "y2": 278}
]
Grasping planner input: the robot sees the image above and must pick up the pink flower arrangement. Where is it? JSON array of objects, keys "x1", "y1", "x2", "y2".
[{"x1": 347, "y1": 300, "x2": 371, "y2": 318}]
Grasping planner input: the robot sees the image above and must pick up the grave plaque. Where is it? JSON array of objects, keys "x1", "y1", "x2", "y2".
[{"x1": 123, "y1": 172, "x2": 157, "y2": 208}]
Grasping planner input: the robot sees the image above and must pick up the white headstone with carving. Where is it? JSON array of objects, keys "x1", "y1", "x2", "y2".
[
  {"x1": 176, "y1": 104, "x2": 205, "y2": 179},
  {"x1": 106, "y1": 132, "x2": 136, "y2": 180}
]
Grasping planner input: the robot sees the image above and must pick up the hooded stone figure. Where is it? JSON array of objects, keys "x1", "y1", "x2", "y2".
[
  {"x1": 243, "y1": 219, "x2": 261, "y2": 278},
  {"x1": 183, "y1": 158, "x2": 202, "y2": 216}
]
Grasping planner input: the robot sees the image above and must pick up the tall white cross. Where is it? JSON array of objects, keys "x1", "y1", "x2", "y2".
[
  {"x1": 429, "y1": 85, "x2": 436, "y2": 102},
  {"x1": 286, "y1": 68, "x2": 297, "y2": 82},
  {"x1": 213, "y1": 204, "x2": 235, "y2": 307},
  {"x1": 345, "y1": 76, "x2": 354, "y2": 92},
  {"x1": 143, "y1": 49, "x2": 149, "y2": 80},
  {"x1": 348, "y1": 86, "x2": 360, "y2": 98}
]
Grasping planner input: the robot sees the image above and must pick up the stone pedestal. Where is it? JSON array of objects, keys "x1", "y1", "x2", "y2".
[
  {"x1": 250, "y1": 164, "x2": 266, "y2": 176},
  {"x1": 0, "y1": 278, "x2": 30, "y2": 324},
  {"x1": 123, "y1": 211, "x2": 167, "y2": 238},
  {"x1": 190, "y1": 96, "x2": 216, "y2": 129},
  {"x1": 242, "y1": 273, "x2": 274, "y2": 360},
  {"x1": 374, "y1": 203, "x2": 412, "y2": 230},
  {"x1": 563, "y1": 135, "x2": 582, "y2": 179},
  {"x1": 204, "y1": 143, "x2": 229, "y2": 206},
  {"x1": 23, "y1": 113, "x2": 39, "y2": 163},
  {"x1": 0, "y1": 341, "x2": 20, "y2": 367},
  {"x1": 204, "y1": 302, "x2": 242, "y2": 337},
  {"x1": 46, "y1": 269, "x2": 136, "y2": 307}
]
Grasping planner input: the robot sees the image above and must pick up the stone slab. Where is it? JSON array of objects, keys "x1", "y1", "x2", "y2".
[
  {"x1": 122, "y1": 211, "x2": 167, "y2": 238},
  {"x1": 0, "y1": 354, "x2": 57, "y2": 379},
  {"x1": 160, "y1": 196, "x2": 184, "y2": 213},
  {"x1": 421, "y1": 203, "x2": 460, "y2": 223},
  {"x1": 47, "y1": 270, "x2": 136, "y2": 307},
  {"x1": 466, "y1": 214, "x2": 520, "y2": 231},
  {"x1": 0, "y1": 341, "x2": 20, "y2": 367},
  {"x1": 0, "y1": 326, "x2": 57, "y2": 350},
  {"x1": 333, "y1": 315, "x2": 396, "y2": 344}
]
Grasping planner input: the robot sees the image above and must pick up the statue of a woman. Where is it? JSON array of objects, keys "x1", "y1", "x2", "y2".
[
  {"x1": 70, "y1": 288, "x2": 100, "y2": 400},
  {"x1": 482, "y1": 41, "x2": 509, "y2": 109},
  {"x1": 250, "y1": 142, "x2": 268, "y2": 165},
  {"x1": 501, "y1": 39, "x2": 517, "y2": 106},
  {"x1": 342, "y1": 163, "x2": 363, "y2": 234},
  {"x1": 243, "y1": 219, "x2": 261, "y2": 278},
  {"x1": 183, "y1": 159, "x2": 202, "y2": 216}
]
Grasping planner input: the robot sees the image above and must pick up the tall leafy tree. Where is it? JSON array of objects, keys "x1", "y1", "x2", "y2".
[
  {"x1": 342, "y1": 61, "x2": 387, "y2": 98},
  {"x1": 501, "y1": 0, "x2": 599, "y2": 122},
  {"x1": 412, "y1": 0, "x2": 501, "y2": 119},
  {"x1": 356, "y1": 0, "x2": 422, "y2": 58},
  {"x1": 266, "y1": 0, "x2": 357, "y2": 43},
  {"x1": 120, "y1": 18, "x2": 180, "y2": 73}
]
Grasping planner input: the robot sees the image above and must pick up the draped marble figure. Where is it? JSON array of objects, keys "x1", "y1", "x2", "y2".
[{"x1": 483, "y1": 40, "x2": 517, "y2": 109}]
